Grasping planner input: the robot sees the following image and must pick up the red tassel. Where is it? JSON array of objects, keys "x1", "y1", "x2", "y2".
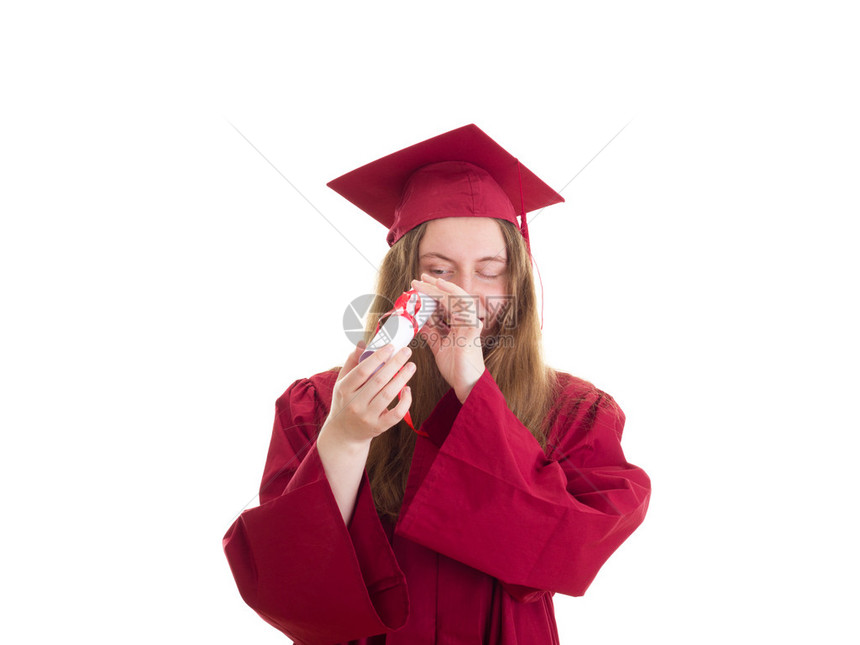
[
  {"x1": 516, "y1": 159, "x2": 543, "y2": 329},
  {"x1": 516, "y1": 159, "x2": 531, "y2": 256}
]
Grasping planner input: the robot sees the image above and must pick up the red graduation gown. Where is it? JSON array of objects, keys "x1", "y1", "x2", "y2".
[{"x1": 223, "y1": 368, "x2": 650, "y2": 644}]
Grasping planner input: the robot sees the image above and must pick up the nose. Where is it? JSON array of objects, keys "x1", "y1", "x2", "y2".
[{"x1": 453, "y1": 273, "x2": 473, "y2": 294}]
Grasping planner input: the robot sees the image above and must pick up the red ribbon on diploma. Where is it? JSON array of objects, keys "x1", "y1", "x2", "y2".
[{"x1": 369, "y1": 289, "x2": 428, "y2": 437}]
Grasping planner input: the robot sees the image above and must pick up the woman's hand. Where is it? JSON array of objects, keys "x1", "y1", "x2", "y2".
[
  {"x1": 316, "y1": 341, "x2": 415, "y2": 524},
  {"x1": 412, "y1": 273, "x2": 486, "y2": 403},
  {"x1": 319, "y1": 341, "x2": 416, "y2": 448}
]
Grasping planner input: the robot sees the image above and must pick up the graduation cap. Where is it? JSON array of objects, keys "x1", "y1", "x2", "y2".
[{"x1": 327, "y1": 124, "x2": 564, "y2": 248}]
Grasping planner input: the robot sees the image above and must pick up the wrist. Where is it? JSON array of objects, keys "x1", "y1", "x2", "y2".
[
  {"x1": 454, "y1": 379, "x2": 479, "y2": 404},
  {"x1": 318, "y1": 423, "x2": 373, "y2": 457}
]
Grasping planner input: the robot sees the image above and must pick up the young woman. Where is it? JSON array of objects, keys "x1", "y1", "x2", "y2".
[{"x1": 223, "y1": 125, "x2": 651, "y2": 644}]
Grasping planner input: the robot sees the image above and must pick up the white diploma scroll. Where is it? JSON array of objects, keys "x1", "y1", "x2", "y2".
[{"x1": 360, "y1": 291, "x2": 438, "y2": 362}]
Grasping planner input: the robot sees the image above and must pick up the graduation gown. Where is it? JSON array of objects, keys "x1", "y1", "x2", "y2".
[{"x1": 223, "y1": 368, "x2": 650, "y2": 644}]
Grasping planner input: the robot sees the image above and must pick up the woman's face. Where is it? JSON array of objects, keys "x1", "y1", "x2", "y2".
[{"x1": 416, "y1": 217, "x2": 510, "y2": 336}]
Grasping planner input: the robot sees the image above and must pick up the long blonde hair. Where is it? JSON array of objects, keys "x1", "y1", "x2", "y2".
[{"x1": 363, "y1": 219, "x2": 556, "y2": 521}]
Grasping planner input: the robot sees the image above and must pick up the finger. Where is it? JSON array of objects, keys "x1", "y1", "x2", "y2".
[
  {"x1": 411, "y1": 277, "x2": 448, "y2": 300},
  {"x1": 421, "y1": 325, "x2": 442, "y2": 357},
  {"x1": 423, "y1": 307, "x2": 450, "y2": 334},
  {"x1": 449, "y1": 314, "x2": 482, "y2": 336},
  {"x1": 341, "y1": 342, "x2": 396, "y2": 393},
  {"x1": 426, "y1": 309, "x2": 451, "y2": 336},
  {"x1": 360, "y1": 345, "x2": 413, "y2": 401},
  {"x1": 422, "y1": 279, "x2": 479, "y2": 328},
  {"x1": 370, "y1": 360, "x2": 417, "y2": 413},
  {"x1": 379, "y1": 385, "x2": 412, "y2": 430},
  {"x1": 423, "y1": 302, "x2": 447, "y2": 325},
  {"x1": 413, "y1": 279, "x2": 470, "y2": 329},
  {"x1": 415, "y1": 274, "x2": 467, "y2": 297}
]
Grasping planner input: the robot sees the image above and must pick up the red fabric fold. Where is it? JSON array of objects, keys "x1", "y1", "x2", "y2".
[
  {"x1": 223, "y1": 373, "x2": 408, "y2": 644},
  {"x1": 396, "y1": 369, "x2": 651, "y2": 598}
]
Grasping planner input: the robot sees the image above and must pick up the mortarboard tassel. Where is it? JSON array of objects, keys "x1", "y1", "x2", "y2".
[
  {"x1": 517, "y1": 160, "x2": 545, "y2": 330},
  {"x1": 515, "y1": 159, "x2": 531, "y2": 255}
]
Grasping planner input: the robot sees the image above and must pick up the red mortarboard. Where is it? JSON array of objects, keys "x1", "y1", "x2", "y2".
[{"x1": 327, "y1": 124, "x2": 564, "y2": 248}]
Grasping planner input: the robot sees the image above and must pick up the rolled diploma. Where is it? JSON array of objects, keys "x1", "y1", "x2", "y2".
[{"x1": 359, "y1": 293, "x2": 437, "y2": 363}]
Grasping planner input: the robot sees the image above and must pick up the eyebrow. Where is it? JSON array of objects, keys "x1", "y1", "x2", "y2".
[{"x1": 419, "y1": 252, "x2": 507, "y2": 264}]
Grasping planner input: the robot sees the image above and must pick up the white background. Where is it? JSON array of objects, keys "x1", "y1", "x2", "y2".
[{"x1": 2, "y1": 1, "x2": 858, "y2": 643}]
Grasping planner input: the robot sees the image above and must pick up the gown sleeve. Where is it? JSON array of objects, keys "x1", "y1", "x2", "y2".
[
  {"x1": 396, "y1": 369, "x2": 651, "y2": 601},
  {"x1": 222, "y1": 375, "x2": 409, "y2": 644}
]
